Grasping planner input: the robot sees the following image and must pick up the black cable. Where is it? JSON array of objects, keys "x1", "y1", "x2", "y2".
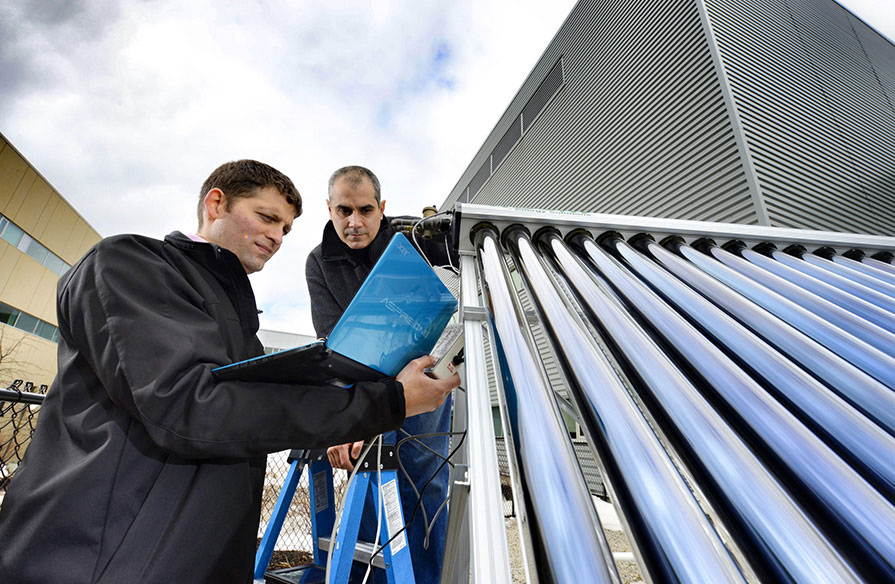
[
  {"x1": 395, "y1": 430, "x2": 466, "y2": 529},
  {"x1": 416, "y1": 431, "x2": 467, "y2": 546},
  {"x1": 394, "y1": 429, "x2": 458, "y2": 546},
  {"x1": 367, "y1": 429, "x2": 468, "y2": 566},
  {"x1": 375, "y1": 430, "x2": 466, "y2": 559},
  {"x1": 409, "y1": 210, "x2": 454, "y2": 268},
  {"x1": 397, "y1": 428, "x2": 454, "y2": 464}
]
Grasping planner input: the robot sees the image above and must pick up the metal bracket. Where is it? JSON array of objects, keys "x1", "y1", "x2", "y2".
[
  {"x1": 440, "y1": 465, "x2": 471, "y2": 584},
  {"x1": 351, "y1": 444, "x2": 398, "y2": 472},
  {"x1": 461, "y1": 306, "x2": 488, "y2": 322}
]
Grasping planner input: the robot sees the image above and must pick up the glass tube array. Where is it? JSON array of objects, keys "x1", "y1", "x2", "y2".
[{"x1": 464, "y1": 218, "x2": 895, "y2": 584}]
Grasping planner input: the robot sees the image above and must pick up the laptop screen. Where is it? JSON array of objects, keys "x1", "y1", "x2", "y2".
[{"x1": 325, "y1": 233, "x2": 457, "y2": 376}]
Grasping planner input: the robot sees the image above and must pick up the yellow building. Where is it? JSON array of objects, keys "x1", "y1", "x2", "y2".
[{"x1": 0, "y1": 132, "x2": 101, "y2": 389}]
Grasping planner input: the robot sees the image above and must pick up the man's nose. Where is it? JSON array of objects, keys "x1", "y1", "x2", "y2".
[
  {"x1": 267, "y1": 225, "x2": 284, "y2": 246},
  {"x1": 348, "y1": 211, "x2": 362, "y2": 227}
]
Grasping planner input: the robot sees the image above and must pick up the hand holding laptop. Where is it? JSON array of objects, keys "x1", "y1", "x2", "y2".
[{"x1": 327, "y1": 355, "x2": 460, "y2": 471}]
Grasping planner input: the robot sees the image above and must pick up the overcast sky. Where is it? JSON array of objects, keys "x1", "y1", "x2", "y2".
[{"x1": 1, "y1": 0, "x2": 891, "y2": 337}]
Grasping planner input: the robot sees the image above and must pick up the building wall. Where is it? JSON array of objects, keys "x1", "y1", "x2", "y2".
[
  {"x1": 443, "y1": 0, "x2": 895, "y2": 235},
  {"x1": 706, "y1": 0, "x2": 895, "y2": 234},
  {"x1": 0, "y1": 132, "x2": 101, "y2": 387},
  {"x1": 257, "y1": 329, "x2": 316, "y2": 354},
  {"x1": 444, "y1": 0, "x2": 758, "y2": 224}
]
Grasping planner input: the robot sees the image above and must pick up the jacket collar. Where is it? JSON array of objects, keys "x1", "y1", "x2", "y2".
[
  {"x1": 165, "y1": 231, "x2": 243, "y2": 274},
  {"x1": 164, "y1": 231, "x2": 260, "y2": 334}
]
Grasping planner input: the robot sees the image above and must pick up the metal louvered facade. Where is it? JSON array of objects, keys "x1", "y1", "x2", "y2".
[
  {"x1": 705, "y1": 0, "x2": 895, "y2": 234},
  {"x1": 442, "y1": 0, "x2": 895, "y2": 236}
]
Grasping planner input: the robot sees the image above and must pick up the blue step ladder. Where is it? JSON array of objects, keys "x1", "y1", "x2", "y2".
[{"x1": 254, "y1": 446, "x2": 416, "y2": 584}]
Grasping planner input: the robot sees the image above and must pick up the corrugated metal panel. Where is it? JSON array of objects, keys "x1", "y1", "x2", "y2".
[
  {"x1": 850, "y1": 13, "x2": 895, "y2": 101},
  {"x1": 462, "y1": 55, "x2": 566, "y2": 200},
  {"x1": 705, "y1": 0, "x2": 895, "y2": 235},
  {"x1": 444, "y1": 0, "x2": 756, "y2": 225},
  {"x1": 442, "y1": 0, "x2": 577, "y2": 206}
]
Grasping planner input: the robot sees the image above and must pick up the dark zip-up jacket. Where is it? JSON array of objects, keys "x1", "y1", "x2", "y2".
[
  {"x1": 0, "y1": 232, "x2": 404, "y2": 583},
  {"x1": 306, "y1": 217, "x2": 396, "y2": 337},
  {"x1": 306, "y1": 217, "x2": 453, "y2": 338}
]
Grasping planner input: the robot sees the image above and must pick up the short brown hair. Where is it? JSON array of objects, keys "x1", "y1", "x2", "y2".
[{"x1": 198, "y1": 160, "x2": 302, "y2": 225}]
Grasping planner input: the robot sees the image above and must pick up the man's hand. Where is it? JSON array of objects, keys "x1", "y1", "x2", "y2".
[
  {"x1": 326, "y1": 356, "x2": 459, "y2": 471},
  {"x1": 398, "y1": 355, "x2": 461, "y2": 418},
  {"x1": 327, "y1": 440, "x2": 365, "y2": 471}
]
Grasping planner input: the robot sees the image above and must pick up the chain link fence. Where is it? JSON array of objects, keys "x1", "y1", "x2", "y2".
[
  {"x1": 1, "y1": 380, "x2": 49, "y2": 492},
  {"x1": 258, "y1": 451, "x2": 353, "y2": 569}
]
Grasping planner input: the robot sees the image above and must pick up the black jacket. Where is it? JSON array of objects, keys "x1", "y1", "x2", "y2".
[
  {"x1": 305, "y1": 217, "x2": 455, "y2": 338},
  {"x1": 306, "y1": 217, "x2": 397, "y2": 337},
  {"x1": 0, "y1": 232, "x2": 404, "y2": 584}
]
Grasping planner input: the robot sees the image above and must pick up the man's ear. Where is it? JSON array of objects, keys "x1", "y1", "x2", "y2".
[
  {"x1": 379, "y1": 199, "x2": 386, "y2": 216},
  {"x1": 204, "y1": 188, "x2": 227, "y2": 220},
  {"x1": 197, "y1": 188, "x2": 226, "y2": 237}
]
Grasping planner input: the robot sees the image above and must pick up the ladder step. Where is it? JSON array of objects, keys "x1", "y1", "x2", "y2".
[
  {"x1": 317, "y1": 537, "x2": 387, "y2": 569},
  {"x1": 262, "y1": 564, "x2": 326, "y2": 584}
]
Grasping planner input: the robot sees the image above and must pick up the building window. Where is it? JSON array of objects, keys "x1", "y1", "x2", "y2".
[
  {"x1": 23, "y1": 237, "x2": 49, "y2": 264},
  {"x1": 34, "y1": 320, "x2": 59, "y2": 342},
  {"x1": 0, "y1": 218, "x2": 25, "y2": 247},
  {"x1": 12, "y1": 312, "x2": 38, "y2": 335},
  {"x1": 0, "y1": 301, "x2": 59, "y2": 343},
  {"x1": 43, "y1": 254, "x2": 67, "y2": 275},
  {"x1": 0, "y1": 303, "x2": 18, "y2": 326},
  {"x1": 0, "y1": 212, "x2": 71, "y2": 276}
]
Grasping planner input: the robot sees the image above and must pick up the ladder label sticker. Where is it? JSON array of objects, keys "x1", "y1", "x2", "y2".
[
  {"x1": 382, "y1": 478, "x2": 407, "y2": 554},
  {"x1": 313, "y1": 470, "x2": 329, "y2": 514}
]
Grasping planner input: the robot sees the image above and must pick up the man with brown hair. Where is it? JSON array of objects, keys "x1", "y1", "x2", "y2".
[{"x1": 0, "y1": 160, "x2": 458, "y2": 584}]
